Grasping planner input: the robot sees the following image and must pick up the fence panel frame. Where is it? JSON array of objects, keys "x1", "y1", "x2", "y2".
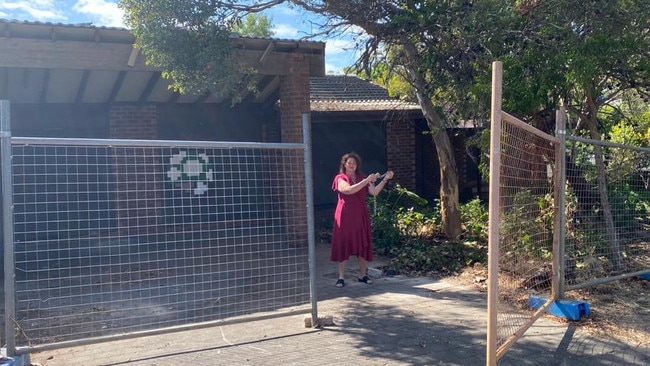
[
  {"x1": 563, "y1": 133, "x2": 650, "y2": 291},
  {"x1": 486, "y1": 60, "x2": 503, "y2": 366},
  {"x1": 487, "y1": 61, "x2": 650, "y2": 364},
  {"x1": 2, "y1": 100, "x2": 17, "y2": 355},
  {"x1": 487, "y1": 62, "x2": 563, "y2": 364},
  {"x1": 1, "y1": 101, "x2": 317, "y2": 356}
]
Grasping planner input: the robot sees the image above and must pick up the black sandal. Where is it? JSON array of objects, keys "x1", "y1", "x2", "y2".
[
  {"x1": 335, "y1": 279, "x2": 345, "y2": 288},
  {"x1": 358, "y1": 275, "x2": 373, "y2": 284}
]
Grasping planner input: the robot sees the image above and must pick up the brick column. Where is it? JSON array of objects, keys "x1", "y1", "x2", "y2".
[
  {"x1": 278, "y1": 54, "x2": 311, "y2": 244},
  {"x1": 386, "y1": 118, "x2": 416, "y2": 192},
  {"x1": 279, "y1": 54, "x2": 310, "y2": 143},
  {"x1": 109, "y1": 104, "x2": 163, "y2": 235}
]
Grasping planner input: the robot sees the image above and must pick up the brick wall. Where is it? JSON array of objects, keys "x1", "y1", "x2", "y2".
[
  {"x1": 386, "y1": 117, "x2": 417, "y2": 192},
  {"x1": 109, "y1": 104, "x2": 157, "y2": 139},
  {"x1": 109, "y1": 104, "x2": 162, "y2": 235}
]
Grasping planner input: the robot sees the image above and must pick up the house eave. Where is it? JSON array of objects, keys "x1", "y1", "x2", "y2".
[{"x1": 0, "y1": 19, "x2": 325, "y2": 105}]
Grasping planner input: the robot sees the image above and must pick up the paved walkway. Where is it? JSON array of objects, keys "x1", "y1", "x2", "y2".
[{"x1": 16, "y1": 243, "x2": 650, "y2": 365}]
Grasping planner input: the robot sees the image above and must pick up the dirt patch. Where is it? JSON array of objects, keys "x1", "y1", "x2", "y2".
[
  {"x1": 446, "y1": 263, "x2": 650, "y2": 346},
  {"x1": 565, "y1": 279, "x2": 650, "y2": 345}
]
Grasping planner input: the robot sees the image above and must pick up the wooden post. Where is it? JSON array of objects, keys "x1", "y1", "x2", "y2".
[{"x1": 486, "y1": 61, "x2": 503, "y2": 366}]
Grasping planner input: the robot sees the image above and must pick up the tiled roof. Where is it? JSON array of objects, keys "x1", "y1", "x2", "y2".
[
  {"x1": 310, "y1": 75, "x2": 421, "y2": 112},
  {"x1": 310, "y1": 75, "x2": 390, "y2": 100},
  {"x1": 311, "y1": 100, "x2": 421, "y2": 112}
]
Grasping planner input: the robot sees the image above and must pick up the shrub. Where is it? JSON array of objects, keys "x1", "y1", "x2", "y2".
[
  {"x1": 368, "y1": 185, "x2": 488, "y2": 276},
  {"x1": 460, "y1": 198, "x2": 488, "y2": 242}
]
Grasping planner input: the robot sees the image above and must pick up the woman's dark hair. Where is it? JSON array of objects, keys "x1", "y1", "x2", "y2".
[{"x1": 339, "y1": 152, "x2": 362, "y2": 174}]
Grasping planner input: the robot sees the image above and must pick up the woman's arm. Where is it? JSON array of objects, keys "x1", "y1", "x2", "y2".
[
  {"x1": 337, "y1": 174, "x2": 378, "y2": 195},
  {"x1": 368, "y1": 171, "x2": 394, "y2": 196}
]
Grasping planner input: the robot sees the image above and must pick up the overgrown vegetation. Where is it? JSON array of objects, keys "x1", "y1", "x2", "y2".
[{"x1": 368, "y1": 185, "x2": 488, "y2": 276}]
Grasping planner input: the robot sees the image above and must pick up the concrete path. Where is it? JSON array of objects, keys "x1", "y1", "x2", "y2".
[{"x1": 15, "y1": 243, "x2": 650, "y2": 366}]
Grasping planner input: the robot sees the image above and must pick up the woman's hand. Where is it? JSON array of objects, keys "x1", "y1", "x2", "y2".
[
  {"x1": 367, "y1": 171, "x2": 392, "y2": 196},
  {"x1": 366, "y1": 173, "x2": 380, "y2": 185}
]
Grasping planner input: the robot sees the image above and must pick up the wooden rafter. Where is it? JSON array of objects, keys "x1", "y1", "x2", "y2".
[
  {"x1": 75, "y1": 70, "x2": 90, "y2": 103},
  {"x1": 138, "y1": 73, "x2": 161, "y2": 104}
]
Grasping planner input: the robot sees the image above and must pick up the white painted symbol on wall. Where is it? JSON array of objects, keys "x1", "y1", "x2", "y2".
[{"x1": 167, "y1": 151, "x2": 214, "y2": 195}]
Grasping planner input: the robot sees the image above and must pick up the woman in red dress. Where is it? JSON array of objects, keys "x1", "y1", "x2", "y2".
[{"x1": 331, "y1": 152, "x2": 394, "y2": 288}]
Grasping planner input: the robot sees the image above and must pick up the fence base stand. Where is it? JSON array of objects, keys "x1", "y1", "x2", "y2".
[
  {"x1": 0, "y1": 351, "x2": 30, "y2": 366},
  {"x1": 529, "y1": 296, "x2": 590, "y2": 321}
]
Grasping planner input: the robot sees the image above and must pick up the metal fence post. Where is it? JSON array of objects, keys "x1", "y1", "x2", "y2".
[
  {"x1": 1, "y1": 100, "x2": 16, "y2": 356},
  {"x1": 302, "y1": 113, "x2": 318, "y2": 327},
  {"x1": 554, "y1": 104, "x2": 567, "y2": 299}
]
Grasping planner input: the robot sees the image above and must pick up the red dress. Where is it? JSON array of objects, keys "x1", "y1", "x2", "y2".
[{"x1": 330, "y1": 173, "x2": 374, "y2": 262}]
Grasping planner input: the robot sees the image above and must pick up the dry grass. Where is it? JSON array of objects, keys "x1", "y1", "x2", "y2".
[
  {"x1": 566, "y1": 279, "x2": 650, "y2": 345},
  {"x1": 447, "y1": 264, "x2": 650, "y2": 347}
]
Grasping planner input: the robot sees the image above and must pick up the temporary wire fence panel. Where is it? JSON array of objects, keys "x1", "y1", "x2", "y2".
[
  {"x1": 6, "y1": 137, "x2": 311, "y2": 352},
  {"x1": 493, "y1": 113, "x2": 558, "y2": 357},
  {"x1": 487, "y1": 61, "x2": 561, "y2": 364},
  {"x1": 563, "y1": 135, "x2": 650, "y2": 290},
  {"x1": 488, "y1": 62, "x2": 649, "y2": 366}
]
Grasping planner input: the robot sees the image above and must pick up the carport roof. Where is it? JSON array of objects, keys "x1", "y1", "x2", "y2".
[{"x1": 0, "y1": 19, "x2": 325, "y2": 105}]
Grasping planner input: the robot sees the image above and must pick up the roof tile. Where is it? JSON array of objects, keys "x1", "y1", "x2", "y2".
[
  {"x1": 310, "y1": 75, "x2": 390, "y2": 101},
  {"x1": 310, "y1": 75, "x2": 421, "y2": 112}
]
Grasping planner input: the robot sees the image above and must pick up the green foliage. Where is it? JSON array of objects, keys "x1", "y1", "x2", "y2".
[
  {"x1": 602, "y1": 94, "x2": 650, "y2": 147},
  {"x1": 370, "y1": 201, "x2": 402, "y2": 255},
  {"x1": 564, "y1": 191, "x2": 610, "y2": 259},
  {"x1": 460, "y1": 198, "x2": 488, "y2": 242},
  {"x1": 501, "y1": 190, "x2": 554, "y2": 262},
  {"x1": 370, "y1": 185, "x2": 435, "y2": 255},
  {"x1": 232, "y1": 14, "x2": 275, "y2": 38},
  {"x1": 119, "y1": 0, "x2": 257, "y2": 101},
  {"x1": 388, "y1": 239, "x2": 486, "y2": 276},
  {"x1": 375, "y1": 184, "x2": 431, "y2": 212},
  {"x1": 608, "y1": 184, "x2": 650, "y2": 233},
  {"x1": 350, "y1": 52, "x2": 417, "y2": 102},
  {"x1": 369, "y1": 186, "x2": 487, "y2": 275},
  {"x1": 506, "y1": 0, "x2": 649, "y2": 116}
]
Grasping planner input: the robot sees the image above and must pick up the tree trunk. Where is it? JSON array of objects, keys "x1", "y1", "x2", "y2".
[
  {"x1": 401, "y1": 40, "x2": 462, "y2": 238},
  {"x1": 565, "y1": 152, "x2": 600, "y2": 219},
  {"x1": 431, "y1": 130, "x2": 462, "y2": 238},
  {"x1": 584, "y1": 96, "x2": 624, "y2": 272},
  {"x1": 318, "y1": 1, "x2": 462, "y2": 236}
]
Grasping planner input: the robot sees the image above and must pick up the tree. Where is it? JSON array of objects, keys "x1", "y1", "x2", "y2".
[
  {"x1": 503, "y1": 0, "x2": 650, "y2": 271},
  {"x1": 119, "y1": 0, "x2": 650, "y2": 242},
  {"x1": 232, "y1": 13, "x2": 275, "y2": 38},
  {"x1": 299, "y1": 1, "x2": 501, "y2": 238},
  {"x1": 120, "y1": 0, "x2": 258, "y2": 100},
  {"x1": 322, "y1": 1, "x2": 522, "y2": 237},
  {"x1": 419, "y1": 0, "x2": 650, "y2": 264},
  {"x1": 119, "y1": 0, "x2": 475, "y2": 237}
]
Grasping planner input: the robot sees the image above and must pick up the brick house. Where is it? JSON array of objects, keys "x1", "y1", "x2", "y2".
[
  {"x1": 0, "y1": 20, "x2": 323, "y2": 143},
  {"x1": 0, "y1": 20, "x2": 481, "y2": 226},
  {"x1": 309, "y1": 75, "x2": 483, "y2": 221}
]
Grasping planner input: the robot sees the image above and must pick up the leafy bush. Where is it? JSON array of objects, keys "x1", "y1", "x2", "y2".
[
  {"x1": 460, "y1": 198, "x2": 488, "y2": 241},
  {"x1": 500, "y1": 190, "x2": 554, "y2": 264},
  {"x1": 609, "y1": 184, "x2": 650, "y2": 233},
  {"x1": 368, "y1": 185, "x2": 488, "y2": 276}
]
